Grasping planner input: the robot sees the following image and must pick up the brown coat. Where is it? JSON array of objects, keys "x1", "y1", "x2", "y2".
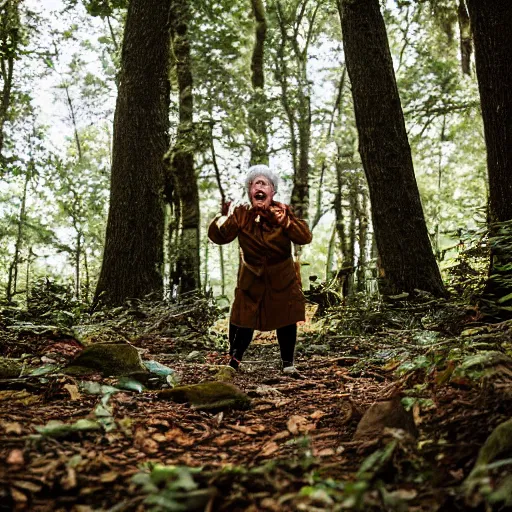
[{"x1": 208, "y1": 204, "x2": 313, "y2": 331}]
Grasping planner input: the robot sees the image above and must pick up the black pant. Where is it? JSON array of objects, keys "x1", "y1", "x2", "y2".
[{"x1": 229, "y1": 323, "x2": 296, "y2": 366}]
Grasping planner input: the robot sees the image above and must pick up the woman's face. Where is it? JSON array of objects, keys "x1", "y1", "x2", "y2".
[{"x1": 249, "y1": 175, "x2": 275, "y2": 210}]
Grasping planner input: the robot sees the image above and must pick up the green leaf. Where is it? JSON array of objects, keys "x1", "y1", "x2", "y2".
[
  {"x1": 356, "y1": 440, "x2": 397, "y2": 481},
  {"x1": 116, "y1": 376, "x2": 145, "y2": 393},
  {"x1": 497, "y1": 292, "x2": 512, "y2": 304},
  {"x1": 28, "y1": 364, "x2": 60, "y2": 376},
  {"x1": 35, "y1": 418, "x2": 101, "y2": 438},
  {"x1": 144, "y1": 360, "x2": 176, "y2": 378},
  {"x1": 80, "y1": 381, "x2": 120, "y2": 395}
]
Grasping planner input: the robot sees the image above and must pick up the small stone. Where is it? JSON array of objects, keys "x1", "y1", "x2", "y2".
[{"x1": 186, "y1": 351, "x2": 206, "y2": 363}]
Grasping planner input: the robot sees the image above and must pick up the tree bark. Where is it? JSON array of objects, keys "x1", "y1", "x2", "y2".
[
  {"x1": 0, "y1": 0, "x2": 20, "y2": 164},
  {"x1": 275, "y1": 0, "x2": 319, "y2": 221},
  {"x1": 356, "y1": 188, "x2": 369, "y2": 292},
  {"x1": 249, "y1": 0, "x2": 268, "y2": 165},
  {"x1": 465, "y1": 0, "x2": 512, "y2": 305},
  {"x1": 94, "y1": 0, "x2": 170, "y2": 306},
  {"x1": 339, "y1": 0, "x2": 447, "y2": 297},
  {"x1": 457, "y1": 0, "x2": 472, "y2": 75},
  {"x1": 169, "y1": 0, "x2": 200, "y2": 294}
]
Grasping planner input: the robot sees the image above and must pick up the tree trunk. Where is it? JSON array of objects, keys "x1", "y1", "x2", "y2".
[
  {"x1": 334, "y1": 156, "x2": 348, "y2": 264},
  {"x1": 249, "y1": 0, "x2": 268, "y2": 165},
  {"x1": 94, "y1": 0, "x2": 170, "y2": 306},
  {"x1": 7, "y1": 168, "x2": 29, "y2": 302},
  {"x1": 75, "y1": 231, "x2": 81, "y2": 298},
  {"x1": 339, "y1": 0, "x2": 447, "y2": 297},
  {"x1": 275, "y1": 0, "x2": 319, "y2": 221},
  {"x1": 458, "y1": 0, "x2": 472, "y2": 75},
  {"x1": 465, "y1": 0, "x2": 512, "y2": 307},
  {"x1": 356, "y1": 188, "x2": 369, "y2": 292},
  {"x1": 169, "y1": 0, "x2": 200, "y2": 294},
  {"x1": 0, "y1": 0, "x2": 20, "y2": 163}
]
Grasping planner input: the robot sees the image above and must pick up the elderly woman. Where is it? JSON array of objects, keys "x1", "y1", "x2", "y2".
[{"x1": 208, "y1": 164, "x2": 312, "y2": 373}]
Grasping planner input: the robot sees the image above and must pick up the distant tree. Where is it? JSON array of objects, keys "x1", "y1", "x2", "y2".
[
  {"x1": 167, "y1": 0, "x2": 200, "y2": 294},
  {"x1": 465, "y1": 0, "x2": 512, "y2": 306},
  {"x1": 94, "y1": 0, "x2": 171, "y2": 306},
  {"x1": 271, "y1": 0, "x2": 322, "y2": 221},
  {"x1": 339, "y1": 0, "x2": 447, "y2": 297},
  {"x1": 0, "y1": 0, "x2": 22, "y2": 163},
  {"x1": 249, "y1": 0, "x2": 268, "y2": 165}
]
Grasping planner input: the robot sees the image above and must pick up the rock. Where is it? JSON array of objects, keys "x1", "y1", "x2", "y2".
[
  {"x1": 353, "y1": 397, "x2": 418, "y2": 441},
  {"x1": 65, "y1": 342, "x2": 148, "y2": 377},
  {"x1": 158, "y1": 381, "x2": 251, "y2": 411},
  {"x1": 186, "y1": 350, "x2": 206, "y2": 363},
  {"x1": 0, "y1": 357, "x2": 22, "y2": 379}
]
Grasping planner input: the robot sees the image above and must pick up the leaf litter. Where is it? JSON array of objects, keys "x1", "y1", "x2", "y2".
[{"x1": 1, "y1": 297, "x2": 512, "y2": 510}]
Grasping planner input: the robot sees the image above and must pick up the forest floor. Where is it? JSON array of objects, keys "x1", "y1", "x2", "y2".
[{"x1": 1, "y1": 296, "x2": 512, "y2": 511}]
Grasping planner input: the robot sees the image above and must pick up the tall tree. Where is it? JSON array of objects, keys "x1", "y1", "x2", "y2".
[
  {"x1": 168, "y1": 0, "x2": 200, "y2": 294},
  {"x1": 465, "y1": 0, "x2": 512, "y2": 305},
  {"x1": 272, "y1": 0, "x2": 322, "y2": 221},
  {"x1": 339, "y1": 0, "x2": 447, "y2": 297},
  {"x1": 94, "y1": 0, "x2": 171, "y2": 306},
  {"x1": 0, "y1": 0, "x2": 21, "y2": 162},
  {"x1": 249, "y1": 0, "x2": 268, "y2": 165}
]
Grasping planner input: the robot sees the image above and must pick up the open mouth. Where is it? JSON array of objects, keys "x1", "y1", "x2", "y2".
[{"x1": 254, "y1": 192, "x2": 267, "y2": 200}]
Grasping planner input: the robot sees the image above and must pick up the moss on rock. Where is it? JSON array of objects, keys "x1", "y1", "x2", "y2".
[
  {"x1": 65, "y1": 342, "x2": 147, "y2": 377},
  {"x1": 158, "y1": 381, "x2": 251, "y2": 411},
  {"x1": 0, "y1": 357, "x2": 22, "y2": 379}
]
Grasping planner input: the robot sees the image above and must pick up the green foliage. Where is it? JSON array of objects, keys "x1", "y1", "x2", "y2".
[
  {"x1": 132, "y1": 464, "x2": 213, "y2": 512},
  {"x1": 26, "y1": 278, "x2": 83, "y2": 325}
]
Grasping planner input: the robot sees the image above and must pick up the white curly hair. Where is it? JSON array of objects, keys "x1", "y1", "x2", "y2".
[{"x1": 245, "y1": 164, "x2": 279, "y2": 197}]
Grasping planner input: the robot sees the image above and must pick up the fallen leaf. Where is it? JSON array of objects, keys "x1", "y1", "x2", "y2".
[
  {"x1": 213, "y1": 411, "x2": 224, "y2": 426},
  {"x1": 73, "y1": 506, "x2": 95, "y2": 512},
  {"x1": 259, "y1": 441, "x2": 279, "y2": 457},
  {"x1": 387, "y1": 489, "x2": 417, "y2": 500},
  {"x1": 0, "y1": 390, "x2": 39, "y2": 405},
  {"x1": 413, "y1": 401, "x2": 422, "y2": 425},
  {"x1": 245, "y1": 423, "x2": 266, "y2": 433},
  {"x1": 227, "y1": 424, "x2": 257, "y2": 435},
  {"x1": 315, "y1": 448, "x2": 335, "y2": 457},
  {"x1": 213, "y1": 434, "x2": 237, "y2": 446},
  {"x1": 309, "y1": 410, "x2": 326, "y2": 420},
  {"x1": 64, "y1": 384, "x2": 81, "y2": 401},
  {"x1": 165, "y1": 428, "x2": 196, "y2": 447},
  {"x1": 99, "y1": 471, "x2": 119, "y2": 483},
  {"x1": 3, "y1": 422, "x2": 22, "y2": 435},
  {"x1": 7, "y1": 449, "x2": 24, "y2": 465},
  {"x1": 287, "y1": 415, "x2": 315, "y2": 435},
  {"x1": 271, "y1": 430, "x2": 290, "y2": 441},
  {"x1": 61, "y1": 467, "x2": 77, "y2": 490},
  {"x1": 10, "y1": 487, "x2": 27, "y2": 503},
  {"x1": 152, "y1": 433, "x2": 167, "y2": 443},
  {"x1": 134, "y1": 427, "x2": 159, "y2": 454},
  {"x1": 260, "y1": 498, "x2": 281, "y2": 512},
  {"x1": 12, "y1": 480, "x2": 42, "y2": 492}
]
